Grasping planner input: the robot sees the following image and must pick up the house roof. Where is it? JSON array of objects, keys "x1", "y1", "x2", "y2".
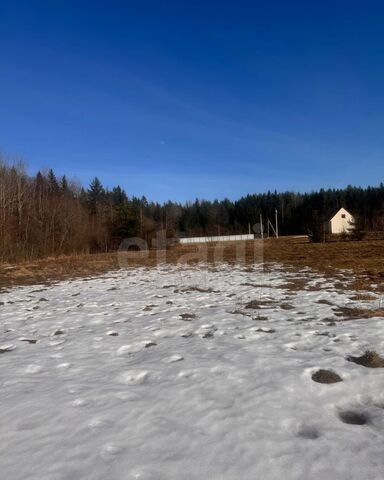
[{"x1": 328, "y1": 207, "x2": 353, "y2": 221}]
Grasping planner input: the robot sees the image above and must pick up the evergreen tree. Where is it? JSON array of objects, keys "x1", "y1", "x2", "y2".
[
  {"x1": 47, "y1": 169, "x2": 59, "y2": 193},
  {"x1": 87, "y1": 177, "x2": 105, "y2": 214},
  {"x1": 61, "y1": 175, "x2": 69, "y2": 193}
]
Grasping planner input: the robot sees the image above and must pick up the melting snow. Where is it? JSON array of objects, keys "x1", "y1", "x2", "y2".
[{"x1": 0, "y1": 263, "x2": 384, "y2": 479}]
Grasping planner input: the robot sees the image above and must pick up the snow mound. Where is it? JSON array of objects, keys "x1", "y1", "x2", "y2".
[{"x1": 118, "y1": 370, "x2": 149, "y2": 385}]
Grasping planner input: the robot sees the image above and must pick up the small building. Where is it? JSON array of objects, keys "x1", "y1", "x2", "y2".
[{"x1": 324, "y1": 207, "x2": 355, "y2": 234}]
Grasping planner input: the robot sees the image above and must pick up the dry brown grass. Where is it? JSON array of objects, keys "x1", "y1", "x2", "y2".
[
  {"x1": 0, "y1": 236, "x2": 383, "y2": 291},
  {"x1": 311, "y1": 369, "x2": 343, "y2": 384},
  {"x1": 244, "y1": 299, "x2": 275, "y2": 309},
  {"x1": 349, "y1": 293, "x2": 377, "y2": 301},
  {"x1": 333, "y1": 306, "x2": 384, "y2": 320},
  {"x1": 264, "y1": 237, "x2": 384, "y2": 291},
  {"x1": 0, "y1": 252, "x2": 120, "y2": 290},
  {"x1": 347, "y1": 350, "x2": 384, "y2": 368},
  {"x1": 179, "y1": 313, "x2": 197, "y2": 321}
]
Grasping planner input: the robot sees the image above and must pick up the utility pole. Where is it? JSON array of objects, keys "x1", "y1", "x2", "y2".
[
  {"x1": 248, "y1": 222, "x2": 251, "y2": 235},
  {"x1": 260, "y1": 213, "x2": 264, "y2": 240},
  {"x1": 267, "y1": 218, "x2": 277, "y2": 237},
  {"x1": 275, "y1": 209, "x2": 279, "y2": 238}
]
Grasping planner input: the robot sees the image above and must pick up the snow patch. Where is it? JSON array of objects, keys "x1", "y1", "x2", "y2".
[{"x1": 118, "y1": 370, "x2": 149, "y2": 385}]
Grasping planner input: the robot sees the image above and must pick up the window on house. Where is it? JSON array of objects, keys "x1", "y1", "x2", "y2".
[{"x1": 341, "y1": 214, "x2": 346, "y2": 218}]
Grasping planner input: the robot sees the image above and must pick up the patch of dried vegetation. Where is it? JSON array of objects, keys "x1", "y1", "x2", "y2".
[
  {"x1": 311, "y1": 369, "x2": 343, "y2": 384},
  {"x1": 347, "y1": 350, "x2": 384, "y2": 368},
  {"x1": 1, "y1": 237, "x2": 383, "y2": 291},
  {"x1": 333, "y1": 306, "x2": 384, "y2": 320}
]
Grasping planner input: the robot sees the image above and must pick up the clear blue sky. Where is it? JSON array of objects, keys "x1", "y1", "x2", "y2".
[{"x1": 1, "y1": 1, "x2": 383, "y2": 202}]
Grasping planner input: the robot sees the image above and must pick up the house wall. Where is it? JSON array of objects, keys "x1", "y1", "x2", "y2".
[{"x1": 330, "y1": 208, "x2": 355, "y2": 234}]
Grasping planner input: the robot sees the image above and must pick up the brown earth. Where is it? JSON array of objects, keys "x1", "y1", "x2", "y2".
[
  {"x1": 333, "y1": 306, "x2": 384, "y2": 320},
  {"x1": 311, "y1": 369, "x2": 343, "y2": 384},
  {"x1": 0, "y1": 236, "x2": 383, "y2": 291}
]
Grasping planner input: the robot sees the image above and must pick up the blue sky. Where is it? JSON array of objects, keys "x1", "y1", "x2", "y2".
[{"x1": 1, "y1": 1, "x2": 384, "y2": 202}]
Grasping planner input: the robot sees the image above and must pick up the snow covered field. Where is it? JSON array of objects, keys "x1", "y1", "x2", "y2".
[{"x1": 1, "y1": 263, "x2": 384, "y2": 480}]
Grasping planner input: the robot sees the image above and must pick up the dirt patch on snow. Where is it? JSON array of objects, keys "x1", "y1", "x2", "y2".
[
  {"x1": 245, "y1": 299, "x2": 275, "y2": 309},
  {"x1": 311, "y1": 369, "x2": 343, "y2": 384},
  {"x1": 347, "y1": 351, "x2": 384, "y2": 368},
  {"x1": 180, "y1": 313, "x2": 197, "y2": 321},
  {"x1": 316, "y1": 299, "x2": 335, "y2": 306},
  {"x1": 333, "y1": 307, "x2": 384, "y2": 320},
  {"x1": 338, "y1": 410, "x2": 369, "y2": 425}
]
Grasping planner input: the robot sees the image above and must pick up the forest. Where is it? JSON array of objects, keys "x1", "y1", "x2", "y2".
[{"x1": 1, "y1": 157, "x2": 383, "y2": 261}]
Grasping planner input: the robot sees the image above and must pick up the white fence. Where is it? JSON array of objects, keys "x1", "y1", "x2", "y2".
[{"x1": 179, "y1": 234, "x2": 255, "y2": 244}]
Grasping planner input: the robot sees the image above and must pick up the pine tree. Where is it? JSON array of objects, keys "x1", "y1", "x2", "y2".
[
  {"x1": 61, "y1": 175, "x2": 69, "y2": 193},
  {"x1": 87, "y1": 177, "x2": 105, "y2": 214},
  {"x1": 47, "y1": 169, "x2": 59, "y2": 193}
]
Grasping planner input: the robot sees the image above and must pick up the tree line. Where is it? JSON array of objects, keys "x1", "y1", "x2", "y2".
[{"x1": 1, "y1": 157, "x2": 383, "y2": 261}]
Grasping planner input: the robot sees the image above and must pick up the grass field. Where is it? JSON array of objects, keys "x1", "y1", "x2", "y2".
[{"x1": 1, "y1": 237, "x2": 383, "y2": 291}]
